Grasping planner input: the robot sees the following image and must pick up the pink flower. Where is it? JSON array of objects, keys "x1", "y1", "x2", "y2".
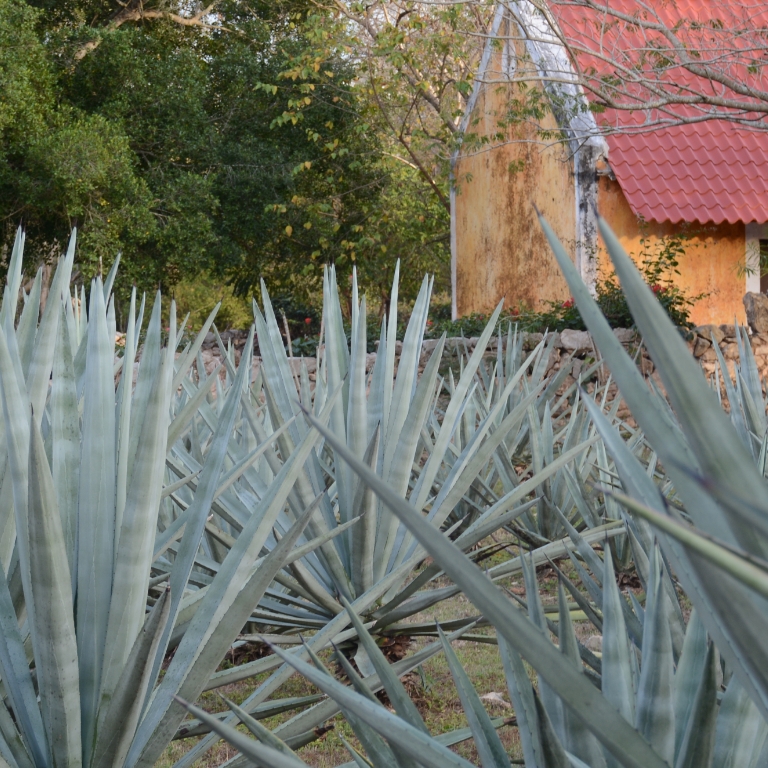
[{"x1": 562, "y1": 298, "x2": 575, "y2": 309}]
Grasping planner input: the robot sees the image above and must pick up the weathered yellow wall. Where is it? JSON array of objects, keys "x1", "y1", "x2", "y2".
[
  {"x1": 454, "y1": 47, "x2": 577, "y2": 316},
  {"x1": 597, "y1": 178, "x2": 747, "y2": 326}
]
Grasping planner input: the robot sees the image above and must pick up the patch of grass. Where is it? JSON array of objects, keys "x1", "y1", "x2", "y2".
[{"x1": 161, "y1": 538, "x2": 618, "y2": 767}]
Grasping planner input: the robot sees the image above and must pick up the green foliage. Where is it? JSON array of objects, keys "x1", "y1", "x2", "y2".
[
  {"x1": 172, "y1": 272, "x2": 253, "y2": 332},
  {"x1": 561, "y1": 231, "x2": 701, "y2": 331},
  {"x1": 426, "y1": 232, "x2": 702, "y2": 338},
  {"x1": 0, "y1": 0, "x2": 448, "y2": 324},
  {"x1": 595, "y1": 229, "x2": 702, "y2": 330},
  {"x1": 183, "y1": 215, "x2": 768, "y2": 768},
  {"x1": 0, "y1": 229, "x2": 364, "y2": 768}
]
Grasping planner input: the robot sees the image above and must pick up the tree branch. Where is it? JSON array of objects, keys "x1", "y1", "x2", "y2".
[{"x1": 74, "y1": 1, "x2": 224, "y2": 60}]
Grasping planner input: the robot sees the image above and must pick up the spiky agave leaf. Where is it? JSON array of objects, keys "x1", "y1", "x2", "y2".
[
  {"x1": 227, "y1": 262, "x2": 617, "y2": 644},
  {"x1": 538, "y1": 211, "x2": 768, "y2": 723},
  {"x1": 0, "y1": 230, "x2": 371, "y2": 768}
]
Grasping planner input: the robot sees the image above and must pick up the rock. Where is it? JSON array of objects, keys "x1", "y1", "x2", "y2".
[
  {"x1": 523, "y1": 333, "x2": 543, "y2": 350},
  {"x1": 203, "y1": 331, "x2": 216, "y2": 346},
  {"x1": 479, "y1": 692, "x2": 512, "y2": 709},
  {"x1": 444, "y1": 337, "x2": 483, "y2": 354},
  {"x1": 744, "y1": 292, "x2": 768, "y2": 335},
  {"x1": 612, "y1": 328, "x2": 637, "y2": 344},
  {"x1": 571, "y1": 359, "x2": 583, "y2": 378},
  {"x1": 692, "y1": 336, "x2": 711, "y2": 358},
  {"x1": 719, "y1": 324, "x2": 738, "y2": 339},
  {"x1": 585, "y1": 635, "x2": 603, "y2": 652},
  {"x1": 287, "y1": 357, "x2": 317, "y2": 375},
  {"x1": 694, "y1": 324, "x2": 725, "y2": 345},
  {"x1": 421, "y1": 338, "x2": 440, "y2": 355},
  {"x1": 394, "y1": 340, "x2": 403, "y2": 354},
  {"x1": 560, "y1": 329, "x2": 592, "y2": 354},
  {"x1": 544, "y1": 348, "x2": 560, "y2": 372},
  {"x1": 200, "y1": 348, "x2": 221, "y2": 375},
  {"x1": 375, "y1": 339, "x2": 403, "y2": 354},
  {"x1": 722, "y1": 342, "x2": 740, "y2": 360}
]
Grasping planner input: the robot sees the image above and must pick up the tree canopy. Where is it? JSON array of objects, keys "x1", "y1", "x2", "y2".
[{"x1": 0, "y1": 0, "x2": 449, "y2": 318}]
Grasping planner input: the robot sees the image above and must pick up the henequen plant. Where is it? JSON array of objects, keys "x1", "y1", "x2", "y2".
[
  {"x1": 0, "y1": 229, "x2": 352, "y2": 768},
  {"x1": 180, "y1": 544, "x2": 767, "y2": 768},
  {"x1": 190, "y1": 215, "x2": 768, "y2": 767},
  {"x1": 166, "y1": 263, "x2": 647, "y2": 765},
  {"x1": 200, "y1": 264, "x2": 629, "y2": 639},
  {"x1": 313, "y1": 215, "x2": 768, "y2": 767}
]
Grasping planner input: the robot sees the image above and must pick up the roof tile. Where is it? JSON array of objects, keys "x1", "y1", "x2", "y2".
[{"x1": 551, "y1": 0, "x2": 768, "y2": 224}]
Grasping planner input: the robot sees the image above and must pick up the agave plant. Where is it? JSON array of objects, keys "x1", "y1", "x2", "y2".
[
  {"x1": 173, "y1": 215, "x2": 768, "y2": 768},
  {"x1": 707, "y1": 321, "x2": 768, "y2": 467},
  {"x1": 176, "y1": 596, "x2": 519, "y2": 768},
  {"x1": 196, "y1": 214, "x2": 768, "y2": 767},
  {"x1": 537, "y1": 212, "x2": 768, "y2": 724},
  {"x1": 243, "y1": 266, "x2": 636, "y2": 630},
  {"x1": 180, "y1": 536, "x2": 768, "y2": 768},
  {"x1": 162, "y1": 264, "x2": 655, "y2": 768},
  {"x1": 0, "y1": 229, "x2": 374, "y2": 768}
]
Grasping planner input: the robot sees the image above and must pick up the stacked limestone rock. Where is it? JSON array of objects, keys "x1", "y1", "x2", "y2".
[
  {"x1": 194, "y1": 316, "x2": 768, "y2": 389},
  {"x1": 688, "y1": 324, "x2": 744, "y2": 379},
  {"x1": 686, "y1": 293, "x2": 768, "y2": 385},
  {"x1": 193, "y1": 326, "x2": 655, "y2": 385},
  {"x1": 435, "y1": 327, "x2": 648, "y2": 380}
]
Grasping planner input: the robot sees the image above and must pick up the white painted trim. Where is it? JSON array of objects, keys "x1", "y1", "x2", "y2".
[
  {"x1": 745, "y1": 222, "x2": 768, "y2": 294},
  {"x1": 505, "y1": 1, "x2": 607, "y2": 154},
  {"x1": 574, "y1": 145, "x2": 599, "y2": 295},
  {"x1": 450, "y1": 183, "x2": 458, "y2": 319}
]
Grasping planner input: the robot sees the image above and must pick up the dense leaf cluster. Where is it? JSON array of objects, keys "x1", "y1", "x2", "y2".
[{"x1": 0, "y1": 0, "x2": 448, "y2": 323}]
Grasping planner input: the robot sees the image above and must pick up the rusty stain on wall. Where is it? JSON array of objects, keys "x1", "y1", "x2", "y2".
[
  {"x1": 453, "y1": 43, "x2": 578, "y2": 317},
  {"x1": 454, "y1": 25, "x2": 751, "y2": 326},
  {"x1": 597, "y1": 177, "x2": 747, "y2": 326}
]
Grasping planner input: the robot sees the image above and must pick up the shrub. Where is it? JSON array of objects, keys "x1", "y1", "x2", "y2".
[{"x1": 425, "y1": 233, "x2": 703, "y2": 338}]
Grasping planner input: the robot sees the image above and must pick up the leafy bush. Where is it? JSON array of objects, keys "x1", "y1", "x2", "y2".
[
  {"x1": 0, "y1": 229, "x2": 349, "y2": 768},
  {"x1": 425, "y1": 233, "x2": 703, "y2": 338},
  {"x1": 172, "y1": 271, "x2": 252, "y2": 331}
]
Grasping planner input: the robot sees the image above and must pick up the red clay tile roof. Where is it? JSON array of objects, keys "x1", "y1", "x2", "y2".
[
  {"x1": 549, "y1": 0, "x2": 768, "y2": 224},
  {"x1": 607, "y1": 122, "x2": 768, "y2": 225}
]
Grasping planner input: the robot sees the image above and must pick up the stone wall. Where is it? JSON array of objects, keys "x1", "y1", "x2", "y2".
[
  {"x1": 193, "y1": 322, "x2": 764, "y2": 392},
  {"x1": 688, "y1": 323, "x2": 764, "y2": 381}
]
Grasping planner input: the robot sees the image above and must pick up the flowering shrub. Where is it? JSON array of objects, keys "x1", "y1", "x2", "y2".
[{"x1": 425, "y1": 233, "x2": 703, "y2": 337}]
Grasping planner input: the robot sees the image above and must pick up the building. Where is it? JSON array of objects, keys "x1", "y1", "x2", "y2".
[{"x1": 451, "y1": 1, "x2": 768, "y2": 326}]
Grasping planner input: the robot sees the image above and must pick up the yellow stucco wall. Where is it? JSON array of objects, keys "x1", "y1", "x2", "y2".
[
  {"x1": 453, "y1": 48, "x2": 577, "y2": 316},
  {"x1": 597, "y1": 177, "x2": 747, "y2": 326}
]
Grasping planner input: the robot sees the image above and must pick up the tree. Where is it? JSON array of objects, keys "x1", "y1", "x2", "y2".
[
  {"x1": 281, "y1": 1, "x2": 495, "y2": 212},
  {"x1": 288, "y1": 0, "x2": 768, "y2": 204},
  {"x1": 10, "y1": 0, "x2": 756, "y2": 322},
  {"x1": 0, "y1": 0, "x2": 448, "y2": 322},
  {"x1": 537, "y1": 0, "x2": 768, "y2": 132}
]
